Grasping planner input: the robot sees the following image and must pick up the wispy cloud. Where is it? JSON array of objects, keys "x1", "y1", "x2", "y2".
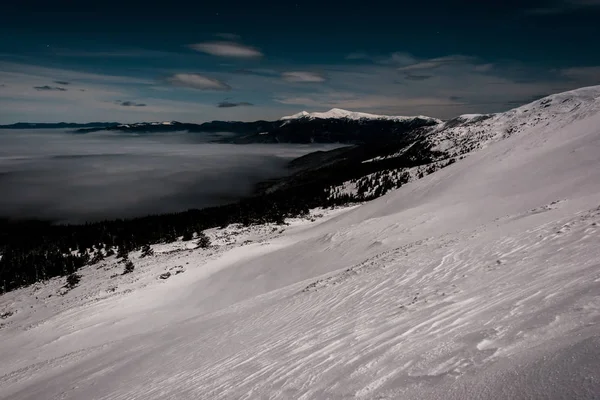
[
  {"x1": 282, "y1": 71, "x2": 326, "y2": 83},
  {"x1": 165, "y1": 73, "x2": 231, "y2": 91},
  {"x1": 0, "y1": 61, "x2": 225, "y2": 123},
  {"x1": 397, "y1": 55, "x2": 476, "y2": 72},
  {"x1": 271, "y1": 52, "x2": 588, "y2": 118},
  {"x1": 34, "y1": 85, "x2": 68, "y2": 91},
  {"x1": 234, "y1": 68, "x2": 279, "y2": 77},
  {"x1": 345, "y1": 51, "x2": 417, "y2": 66},
  {"x1": 189, "y1": 41, "x2": 263, "y2": 58},
  {"x1": 559, "y1": 66, "x2": 600, "y2": 81},
  {"x1": 217, "y1": 100, "x2": 254, "y2": 108},
  {"x1": 0, "y1": 61, "x2": 154, "y2": 85},
  {"x1": 404, "y1": 73, "x2": 433, "y2": 81},
  {"x1": 51, "y1": 48, "x2": 178, "y2": 58}
]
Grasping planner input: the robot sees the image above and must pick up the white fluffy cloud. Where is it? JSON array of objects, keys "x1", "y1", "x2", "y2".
[
  {"x1": 166, "y1": 73, "x2": 231, "y2": 91},
  {"x1": 189, "y1": 41, "x2": 263, "y2": 58}
]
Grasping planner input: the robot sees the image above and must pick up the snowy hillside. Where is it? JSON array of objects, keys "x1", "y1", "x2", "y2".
[
  {"x1": 2, "y1": 86, "x2": 600, "y2": 399},
  {"x1": 281, "y1": 107, "x2": 440, "y2": 123}
]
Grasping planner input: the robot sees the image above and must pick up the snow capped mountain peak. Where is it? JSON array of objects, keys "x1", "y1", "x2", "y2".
[
  {"x1": 117, "y1": 121, "x2": 178, "y2": 128},
  {"x1": 281, "y1": 111, "x2": 311, "y2": 120},
  {"x1": 281, "y1": 108, "x2": 440, "y2": 122}
]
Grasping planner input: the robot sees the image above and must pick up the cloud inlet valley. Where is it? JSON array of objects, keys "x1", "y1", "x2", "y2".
[{"x1": 0, "y1": 130, "x2": 337, "y2": 223}]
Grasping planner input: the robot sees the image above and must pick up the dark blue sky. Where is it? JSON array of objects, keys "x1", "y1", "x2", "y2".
[{"x1": 1, "y1": 0, "x2": 599, "y2": 123}]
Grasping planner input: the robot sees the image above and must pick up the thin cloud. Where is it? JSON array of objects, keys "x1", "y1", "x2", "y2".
[
  {"x1": 54, "y1": 80, "x2": 71, "y2": 85},
  {"x1": 189, "y1": 41, "x2": 263, "y2": 58},
  {"x1": 166, "y1": 73, "x2": 231, "y2": 91},
  {"x1": 53, "y1": 49, "x2": 177, "y2": 58},
  {"x1": 381, "y1": 52, "x2": 418, "y2": 66},
  {"x1": 559, "y1": 66, "x2": 600, "y2": 81},
  {"x1": 404, "y1": 73, "x2": 433, "y2": 81},
  {"x1": 0, "y1": 61, "x2": 154, "y2": 85},
  {"x1": 234, "y1": 68, "x2": 278, "y2": 77},
  {"x1": 398, "y1": 55, "x2": 476, "y2": 72},
  {"x1": 474, "y1": 63, "x2": 495, "y2": 72},
  {"x1": 345, "y1": 51, "x2": 417, "y2": 66},
  {"x1": 282, "y1": 71, "x2": 326, "y2": 83},
  {"x1": 34, "y1": 85, "x2": 68, "y2": 91},
  {"x1": 217, "y1": 101, "x2": 254, "y2": 108}
]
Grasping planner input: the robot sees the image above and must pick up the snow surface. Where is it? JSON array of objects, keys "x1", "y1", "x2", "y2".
[
  {"x1": 2, "y1": 86, "x2": 600, "y2": 399},
  {"x1": 281, "y1": 108, "x2": 440, "y2": 122}
]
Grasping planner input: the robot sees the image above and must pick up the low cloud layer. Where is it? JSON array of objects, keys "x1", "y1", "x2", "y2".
[
  {"x1": 0, "y1": 130, "x2": 337, "y2": 223},
  {"x1": 189, "y1": 41, "x2": 263, "y2": 58},
  {"x1": 282, "y1": 71, "x2": 326, "y2": 83},
  {"x1": 166, "y1": 73, "x2": 231, "y2": 91}
]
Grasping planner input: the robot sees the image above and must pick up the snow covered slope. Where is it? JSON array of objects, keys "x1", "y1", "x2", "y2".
[
  {"x1": 330, "y1": 86, "x2": 600, "y2": 201},
  {"x1": 281, "y1": 107, "x2": 440, "y2": 123},
  {"x1": 2, "y1": 86, "x2": 600, "y2": 399}
]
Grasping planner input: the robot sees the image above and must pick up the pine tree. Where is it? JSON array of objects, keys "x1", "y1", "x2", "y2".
[{"x1": 195, "y1": 232, "x2": 211, "y2": 249}]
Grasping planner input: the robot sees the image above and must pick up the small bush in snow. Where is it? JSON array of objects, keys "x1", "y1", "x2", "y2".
[
  {"x1": 122, "y1": 260, "x2": 135, "y2": 275},
  {"x1": 65, "y1": 273, "x2": 81, "y2": 288},
  {"x1": 117, "y1": 246, "x2": 129, "y2": 259},
  {"x1": 140, "y1": 244, "x2": 154, "y2": 258}
]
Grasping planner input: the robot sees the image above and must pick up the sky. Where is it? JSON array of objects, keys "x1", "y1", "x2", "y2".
[{"x1": 1, "y1": 0, "x2": 600, "y2": 123}]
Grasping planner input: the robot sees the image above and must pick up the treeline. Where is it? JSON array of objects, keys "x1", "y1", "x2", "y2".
[{"x1": 0, "y1": 188, "x2": 320, "y2": 293}]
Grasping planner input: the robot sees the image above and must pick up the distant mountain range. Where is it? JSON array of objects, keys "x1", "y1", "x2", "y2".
[
  {"x1": 0, "y1": 109, "x2": 441, "y2": 145},
  {"x1": 74, "y1": 109, "x2": 441, "y2": 144}
]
